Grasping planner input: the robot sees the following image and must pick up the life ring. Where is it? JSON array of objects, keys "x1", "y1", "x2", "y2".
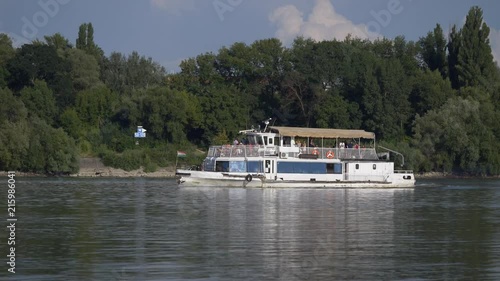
[
  {"x1": 312, "y1": 149, "x2": 319, "y2": 155},
  {"x1": 245, "y1": 174, "x2": 252, "y2": 182},
  {"x1": 326, "y1": 150, "x2": 335, "y2": 159}
]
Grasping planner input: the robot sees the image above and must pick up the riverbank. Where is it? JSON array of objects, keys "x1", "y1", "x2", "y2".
[
  {"x1": 0, "y1": 157, "x2": 176, "y2": 178},
  {"x1": 72, "y1": 157, "x2": 176, "y2": 178}
]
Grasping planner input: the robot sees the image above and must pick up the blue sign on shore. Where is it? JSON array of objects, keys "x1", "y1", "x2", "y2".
[{"x1": 134, "y1": 126, "x2": 146, "y2": 138}]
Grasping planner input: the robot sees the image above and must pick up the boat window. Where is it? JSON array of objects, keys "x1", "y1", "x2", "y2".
[
  {"x1": 247, "y1": 161, "x2": 263, "y2": 173},
  {"x1": 327, "y1": 163, "x2": 343, "y2": 174},
  {"x1": 247, "y1": 135, "x2": 257, "y2": 145},
  {"x1": 229, "y1": 161, "x2": 246, "y2": 172},
  {"x1": 277, "y1": 162, "x2": 326, "y2": 174},
  {"x1": 334, "y1": 163, "x2": 342, "y2": 174},
  {"x1": 257, "y1": 137, "x2": 264, "y2": 145},
  {"x1": 274, "y1": 137, "x2": 279, "y2": 146},
  {"x1": 216, "y1": 161, "x2": 229, "y2": 172},
  {"x1": 264, "y1": 136, "x2": 268, "y2": 145},
  {"x1": 268, "y1": 137, "x2": 273, "y2": 145},
  {"x1": 356, "y1": 164, "x2": 359, "y2": 170},
  {"x1": 373, "y1": 164, "x2": 377, "y2": 170},
  {"x1": 283, "y1": 136, "x2": 291, "y2": 147}
]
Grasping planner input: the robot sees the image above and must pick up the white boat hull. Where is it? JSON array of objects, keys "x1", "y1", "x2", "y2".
[{"x1": 176, "y1": 170, "x2": 415, "y2": 188}]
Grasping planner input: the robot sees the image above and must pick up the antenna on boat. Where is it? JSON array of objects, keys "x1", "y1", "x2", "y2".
[{"x1": 263, "y1": 118, "x2": 272, "y2": 132}]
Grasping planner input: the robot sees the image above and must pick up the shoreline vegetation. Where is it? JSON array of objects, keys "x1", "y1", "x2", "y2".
[{"x1": 1, "y1": 6, "x2": 500, "y2": 177}]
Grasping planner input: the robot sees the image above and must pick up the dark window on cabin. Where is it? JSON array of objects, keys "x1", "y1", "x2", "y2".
[
  {"x1": 264, "y1": 136, "x2": 268, "y2": 145},
  {"x1": 274, "y1": 137, "x2": 279, "y2": 146},
  {"x1": 327, "y1": 163, "x2": 342, "y2": 174},
  {"x1": 216, "y1": 161, "x2": 229, "y2": 172},
  {"x1": 356, "y1": 164, "x2": 359, "y2": 170},
  {"x1": 373, "y1": 164, "x2": 377, "y2": 170},
  {"x1": 247, "y1": 161, "x2": 263, "y2": 173},
  {"x1": 278, "y1": 162, "x2": 326, "y2": 174},
  {"x1": 327, "y1": 163, "x2": 334, "y2": 174},
  {"x1": 283, "y1": 136, "x2": 291, "y2": 147}
]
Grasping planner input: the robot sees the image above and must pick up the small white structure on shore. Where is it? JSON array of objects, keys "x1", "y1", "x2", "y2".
[{"x1": 134, "y1": 126, "x2": 147, "y2": 138}]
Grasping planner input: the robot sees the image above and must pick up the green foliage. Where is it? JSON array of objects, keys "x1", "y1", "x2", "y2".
[
  {"x1": 378, "y1": 140, "x2": 425, "y2": 171},
  {"x1": 7, "y1": 43, "x2": 73, "y2": 107},
  {"x1": 0, "y1": 88, "x2": 30, "y2": 171},
  {"x1": 313, "y1": 88, "x2": 362, "y2": 129},
  {"x1": 419, "y1": 24, "x2": 448, "y2": 77},
  {"x1": 100, "y1": 148, "x2": 142, "y2": 171},
  {"x1": 121, "y1": 87, "x2": 203, "y2": 144},
  {"x1": 211, "y1": 129, "x2": 230, "y2": 145},
  {"x1": 99, "y1": 145, "x2": 188, "y2": 172},
  {"x1": 409, "y1": 70, "x2": 455, "y2": 116},
  {"x1": 20, "y1": 80, "x2": 58, "y2": 125},
  {"x1": 24, "y1": 118, "x2": 79, "y2": 174},
  {"x1": 413, "y1": 97, "x2": 496, "y2": 174},
  {"x1": 0, "y1": 34, "x2": 14, "y2": 89},
  {"x1": 448, "y1": 6, "x2": 497, "y2": 89},
  {"x1": 75, "y1": 85, "x2": 117, "y2": 126},
  {"x1": 101, "y1": 51, "x2": 166, "y2": 95},
  {"x1": 456, "y1": 7, "x2": 496, "y2": 88},
  {"x1": 63, "y1": 48, "x2": 102, "y2": 91},
  {"x1": 60, "y1": 107, "x2": 84, "y2": 139},
  {"x1": 44, "y1": 33, "x2": 72, "y2": 50},
  {"x1": 1, "y1": 11, "x2": 500, "y2": 176},
  {"x1": 76, "y1": 23, "x2": 104, "y2": 61}
]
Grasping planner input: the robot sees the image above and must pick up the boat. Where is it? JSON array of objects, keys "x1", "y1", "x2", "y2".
[{"x1": 176, "y1": 120, "x2": 415, "y2": 188}]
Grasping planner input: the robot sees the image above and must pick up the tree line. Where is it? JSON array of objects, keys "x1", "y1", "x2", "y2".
[{"x1": 0, "y1": 6, "x2": 499, "y2": 175}]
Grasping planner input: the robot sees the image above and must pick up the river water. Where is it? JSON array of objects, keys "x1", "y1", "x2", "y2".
[{"x1": 1, "y1": 178, "x2": 499, "y2": 280}]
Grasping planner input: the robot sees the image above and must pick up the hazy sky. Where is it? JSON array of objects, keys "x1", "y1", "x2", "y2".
[{"x1": 1, "y1": 0, "x2": 499, "y2": 72}]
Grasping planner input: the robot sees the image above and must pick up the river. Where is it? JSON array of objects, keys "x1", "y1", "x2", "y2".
[{"x1": 0, "y1": 177, "x2": 499, "y2": 280}]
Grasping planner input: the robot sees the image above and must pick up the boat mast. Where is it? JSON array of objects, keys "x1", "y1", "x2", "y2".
[{"x1": 263, "y1": 118, "x2": 272, "y2": 132}]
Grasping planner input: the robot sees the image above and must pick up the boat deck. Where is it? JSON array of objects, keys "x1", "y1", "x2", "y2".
[{"x1": 207, "y1": 145, "x2": 379, "y2": 160}]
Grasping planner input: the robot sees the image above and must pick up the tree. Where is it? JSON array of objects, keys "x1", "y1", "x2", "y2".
[
  {"x1": 75, "y1": 85, "x2": 117, "y2": 127},
  {"x1": 413, "y1": 97, "x2": 497, "y2": 174},
  {"x1": 25, "y1": 118, "x2": 79, "y2": 174},
  {"x1": 419, "y1": 24, "x2": 448, "y2": 77},
  {"x1": 0, "y1": 88, "x2": 29, "y2": 171},
  {"x1": 63, "y1": 48, "x2": 102, "y2": 91},
  {"x1": 448, "y1": 6, "x2": 496, "y2": 89},
  {"x1": 60, "y1": 107, "x2": 84, "y2": 139},
  {"x1": 76, "y1": 23, "x2": 104, "y2": 63},
  {"x1": 101, "y1": 51, "x2": 166, "y2": 95},
  {"x1": 44, "y1": 33, "x2": 72, "y2": 50},
  {"x1": 409, "y1": 70, "x2": 454, "y2": 116},
  {"x1": 0, "y1": 34, "x2": 15, "y2": 88},
  {"x1": 363, "y1": 58, "x2": 412, "y2": 139},
  {"x1": 141, "y1": 87, "x2": 202, "y2": 144},
  {"x1": 19, "y1": 80, "x2": 58, "y2": 125},
  {"x1": 447, "y1": 25, "x2": 461, "y2": 89},
  {"x1": 313, "y1": 88, "x2": 362, "y2": 129},
  {"x1": 7, "y1": 43, "x2": 73, "y2": 108}
]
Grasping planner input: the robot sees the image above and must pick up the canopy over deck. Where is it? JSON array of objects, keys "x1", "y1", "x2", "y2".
[{"x1": 269, "y1": 126, "x2": 375, "y2": 139}]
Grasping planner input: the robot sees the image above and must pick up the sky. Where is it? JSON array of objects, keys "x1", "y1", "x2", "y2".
[{"x1": 1, "y1": 0, "x2": 499, "y2": 73}]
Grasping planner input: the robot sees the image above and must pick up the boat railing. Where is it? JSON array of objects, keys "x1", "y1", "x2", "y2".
[
  {"x1": 207, "y1": 145, "x2": 379, "y2": 160},
  {"x1": 298, "y1": 147, "x2": 379, "y2": 160},
  {"x1": 394, "y1": 170, "x2": 414, "y2": 174}
]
